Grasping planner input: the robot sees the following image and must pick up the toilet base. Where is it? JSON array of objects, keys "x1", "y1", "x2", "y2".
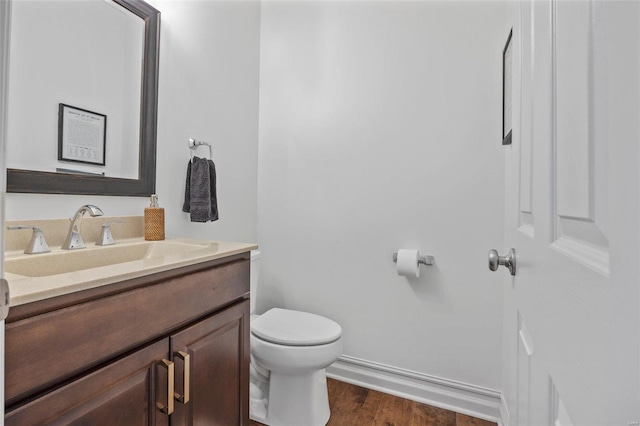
[
  {"x1": 250, "y1": 368, "x2": 331, "y2": 426},
  {"x1": 249, "y1": 309, "x2": 342, "y2": 426}
]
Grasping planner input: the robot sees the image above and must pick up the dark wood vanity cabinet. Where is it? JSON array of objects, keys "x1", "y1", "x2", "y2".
[
  {"x1": 171, "y1": 303, "x2": 248, "y2": 426},
  {"x1": 4, "y1": 254, "x2": 250, "y2": 426},
  {"x1": 6, "y1": 339, "x2": 171, "y2": 425}
]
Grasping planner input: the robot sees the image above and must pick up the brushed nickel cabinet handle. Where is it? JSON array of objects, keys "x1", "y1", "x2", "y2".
[
  {"x1": 175, "y1": 351, "x2": 191, "y2": 404},
  {"x1": 157, "y1": 359, "x2": 175, "y2": 415}
]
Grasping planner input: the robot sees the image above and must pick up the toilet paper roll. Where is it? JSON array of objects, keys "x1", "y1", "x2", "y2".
[{"x1": 396, "y1": 249, "x2": 420, "y2": 278}]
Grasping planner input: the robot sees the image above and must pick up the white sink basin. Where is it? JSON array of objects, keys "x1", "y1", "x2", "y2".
[
  {"x1": 5, "y1": 240, "x2": 210, "y2": 278},
  {"x1": 4, "y1": 237, "x2": 257, "y2": 308}
]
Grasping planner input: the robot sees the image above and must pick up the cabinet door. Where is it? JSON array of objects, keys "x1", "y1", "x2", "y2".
[
  {"x1": 170, "y1": 300, "x2": 250, "y2": 426},
  {"x1": 6, "y1": 339, "x2": 171, "y2": 426}
]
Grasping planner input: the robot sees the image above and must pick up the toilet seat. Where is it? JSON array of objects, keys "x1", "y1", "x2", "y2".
[{"x1": 251, "y1": 308, "x2": 342, "y2": 346}]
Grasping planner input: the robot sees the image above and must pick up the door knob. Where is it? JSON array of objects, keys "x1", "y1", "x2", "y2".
[{"x1": 488, "y1": 248, "x2": 516, "y2": 276}]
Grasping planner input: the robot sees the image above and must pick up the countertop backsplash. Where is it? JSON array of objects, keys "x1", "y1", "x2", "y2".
[{"x1": 5, "y1": 216, "x2": 144, "y2": 252}]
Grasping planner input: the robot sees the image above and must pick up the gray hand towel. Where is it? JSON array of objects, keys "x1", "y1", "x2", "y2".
[
  {"x1": 183, "y1": 156, "x2": 219, "y2": 222},
  {"x1": 182, "y1": 159, "x2": 192, "y2": 213}
]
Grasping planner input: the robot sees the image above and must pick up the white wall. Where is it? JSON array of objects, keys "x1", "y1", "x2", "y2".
[
  {"x1": 149, "y1": 0, "x2": 260, "y2": 243},
  {"x1": 6, "y1": 0, "x2": 261, "y2": 246},
  {"x1": 258, "y1": 0, "x2": 505, "y2": 390}
]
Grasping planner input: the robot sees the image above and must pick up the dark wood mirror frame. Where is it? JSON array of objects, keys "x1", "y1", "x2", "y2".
[{"x1": 7, "y1": 0, "x2": 160, "y2": 197}]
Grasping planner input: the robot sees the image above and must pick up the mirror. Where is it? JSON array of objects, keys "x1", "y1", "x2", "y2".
[{"x1": 6, "y1": 0, "x2": 159, "y2": 196}]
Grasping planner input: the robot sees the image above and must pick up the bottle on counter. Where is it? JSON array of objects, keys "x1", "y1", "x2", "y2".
[{"x1": 144, "y1": 194, "x2": 165, "y2": 241}]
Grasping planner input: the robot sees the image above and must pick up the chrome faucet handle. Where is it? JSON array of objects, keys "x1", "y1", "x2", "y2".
[
  {"x1": 62, "y1": 204, "x2": 105, "y2": 250},
  {"x1": 7, "y1": 225, "x2": 51, "y2": 254},
  {"x1": 96, "y1": 220, "x2": 123, "y2": 246}
]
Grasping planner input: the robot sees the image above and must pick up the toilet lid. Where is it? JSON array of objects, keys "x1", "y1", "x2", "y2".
[{"x1": 251, "y1": 308, "x2": 342, "y2": 346}]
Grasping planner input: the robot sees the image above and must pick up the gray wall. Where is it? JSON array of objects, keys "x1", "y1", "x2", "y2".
[{"x1": 257, "y1": 0, "x2": 505, "y2": 390}]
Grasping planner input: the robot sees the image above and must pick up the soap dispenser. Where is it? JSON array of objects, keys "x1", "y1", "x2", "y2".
[{"x1": 144, "y1": 194, "x2": 165, "y2": 241}]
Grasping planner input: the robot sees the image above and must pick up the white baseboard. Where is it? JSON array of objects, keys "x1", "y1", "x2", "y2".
[
  {"x1": 326, "y1": 355, "x2": 504, "y2": 424},
  {"x1": 499, "y1": 396, "x2": 510, "y2": 426}
]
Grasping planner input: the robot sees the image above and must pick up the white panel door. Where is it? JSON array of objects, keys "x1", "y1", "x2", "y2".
[
  {"x1": 0, "y1": 0, "x2": 10, "y2": 422},
  {"x1": 502, "y1": 1, "x2": 640, "y2": 425}
]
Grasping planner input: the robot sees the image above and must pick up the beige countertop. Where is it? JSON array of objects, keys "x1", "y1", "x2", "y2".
[{"x1": 5, "y1": 238, "x2": 257, "y2": 307}]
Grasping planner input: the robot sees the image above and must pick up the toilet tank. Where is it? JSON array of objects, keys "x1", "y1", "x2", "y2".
[{"x1": 250, "y1": 250, "x2": 261, "y2": 314}]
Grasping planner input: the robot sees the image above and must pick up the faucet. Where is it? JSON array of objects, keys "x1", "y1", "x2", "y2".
[
  {"x1": 96, "y1": 220, "x2": 123, "y2": 246},
  {"x1": 61, "y1": 205, "x2": 104, "y2": 250},
  {"x1": 7, "y1": 225, "x2": 51, "y2": 254}
]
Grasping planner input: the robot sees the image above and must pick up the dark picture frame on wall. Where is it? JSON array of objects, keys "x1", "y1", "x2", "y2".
[
  {"x1": 58, "y1": 103, "x2": 107, "y2": 166},
  {"x1": 502, "y1": 28, "x2": 513, "y2": 146}
]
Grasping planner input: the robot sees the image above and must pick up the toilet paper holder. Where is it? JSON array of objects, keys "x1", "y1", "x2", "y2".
[{"x1": 392, "y1": 252, "x2": 435, "y2": 266}]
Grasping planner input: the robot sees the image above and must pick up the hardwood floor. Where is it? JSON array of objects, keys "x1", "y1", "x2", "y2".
[{"x1": 249, "y1": 378, "x2": 497, "y2": 426}]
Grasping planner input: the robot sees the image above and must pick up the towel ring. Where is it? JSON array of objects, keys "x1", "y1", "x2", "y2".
[{"x1": 189, "y1": 138, "x2": 212, "y2": 161}]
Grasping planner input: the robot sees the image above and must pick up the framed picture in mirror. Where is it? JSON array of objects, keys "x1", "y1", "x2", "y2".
[{"x1": 58, "y1": 103, "x2": 107, "y2": 166}]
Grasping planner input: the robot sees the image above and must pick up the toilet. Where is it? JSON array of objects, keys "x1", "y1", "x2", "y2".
[{"x1": 249, "y1": 251, "x2": 343, "y2": 426}]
